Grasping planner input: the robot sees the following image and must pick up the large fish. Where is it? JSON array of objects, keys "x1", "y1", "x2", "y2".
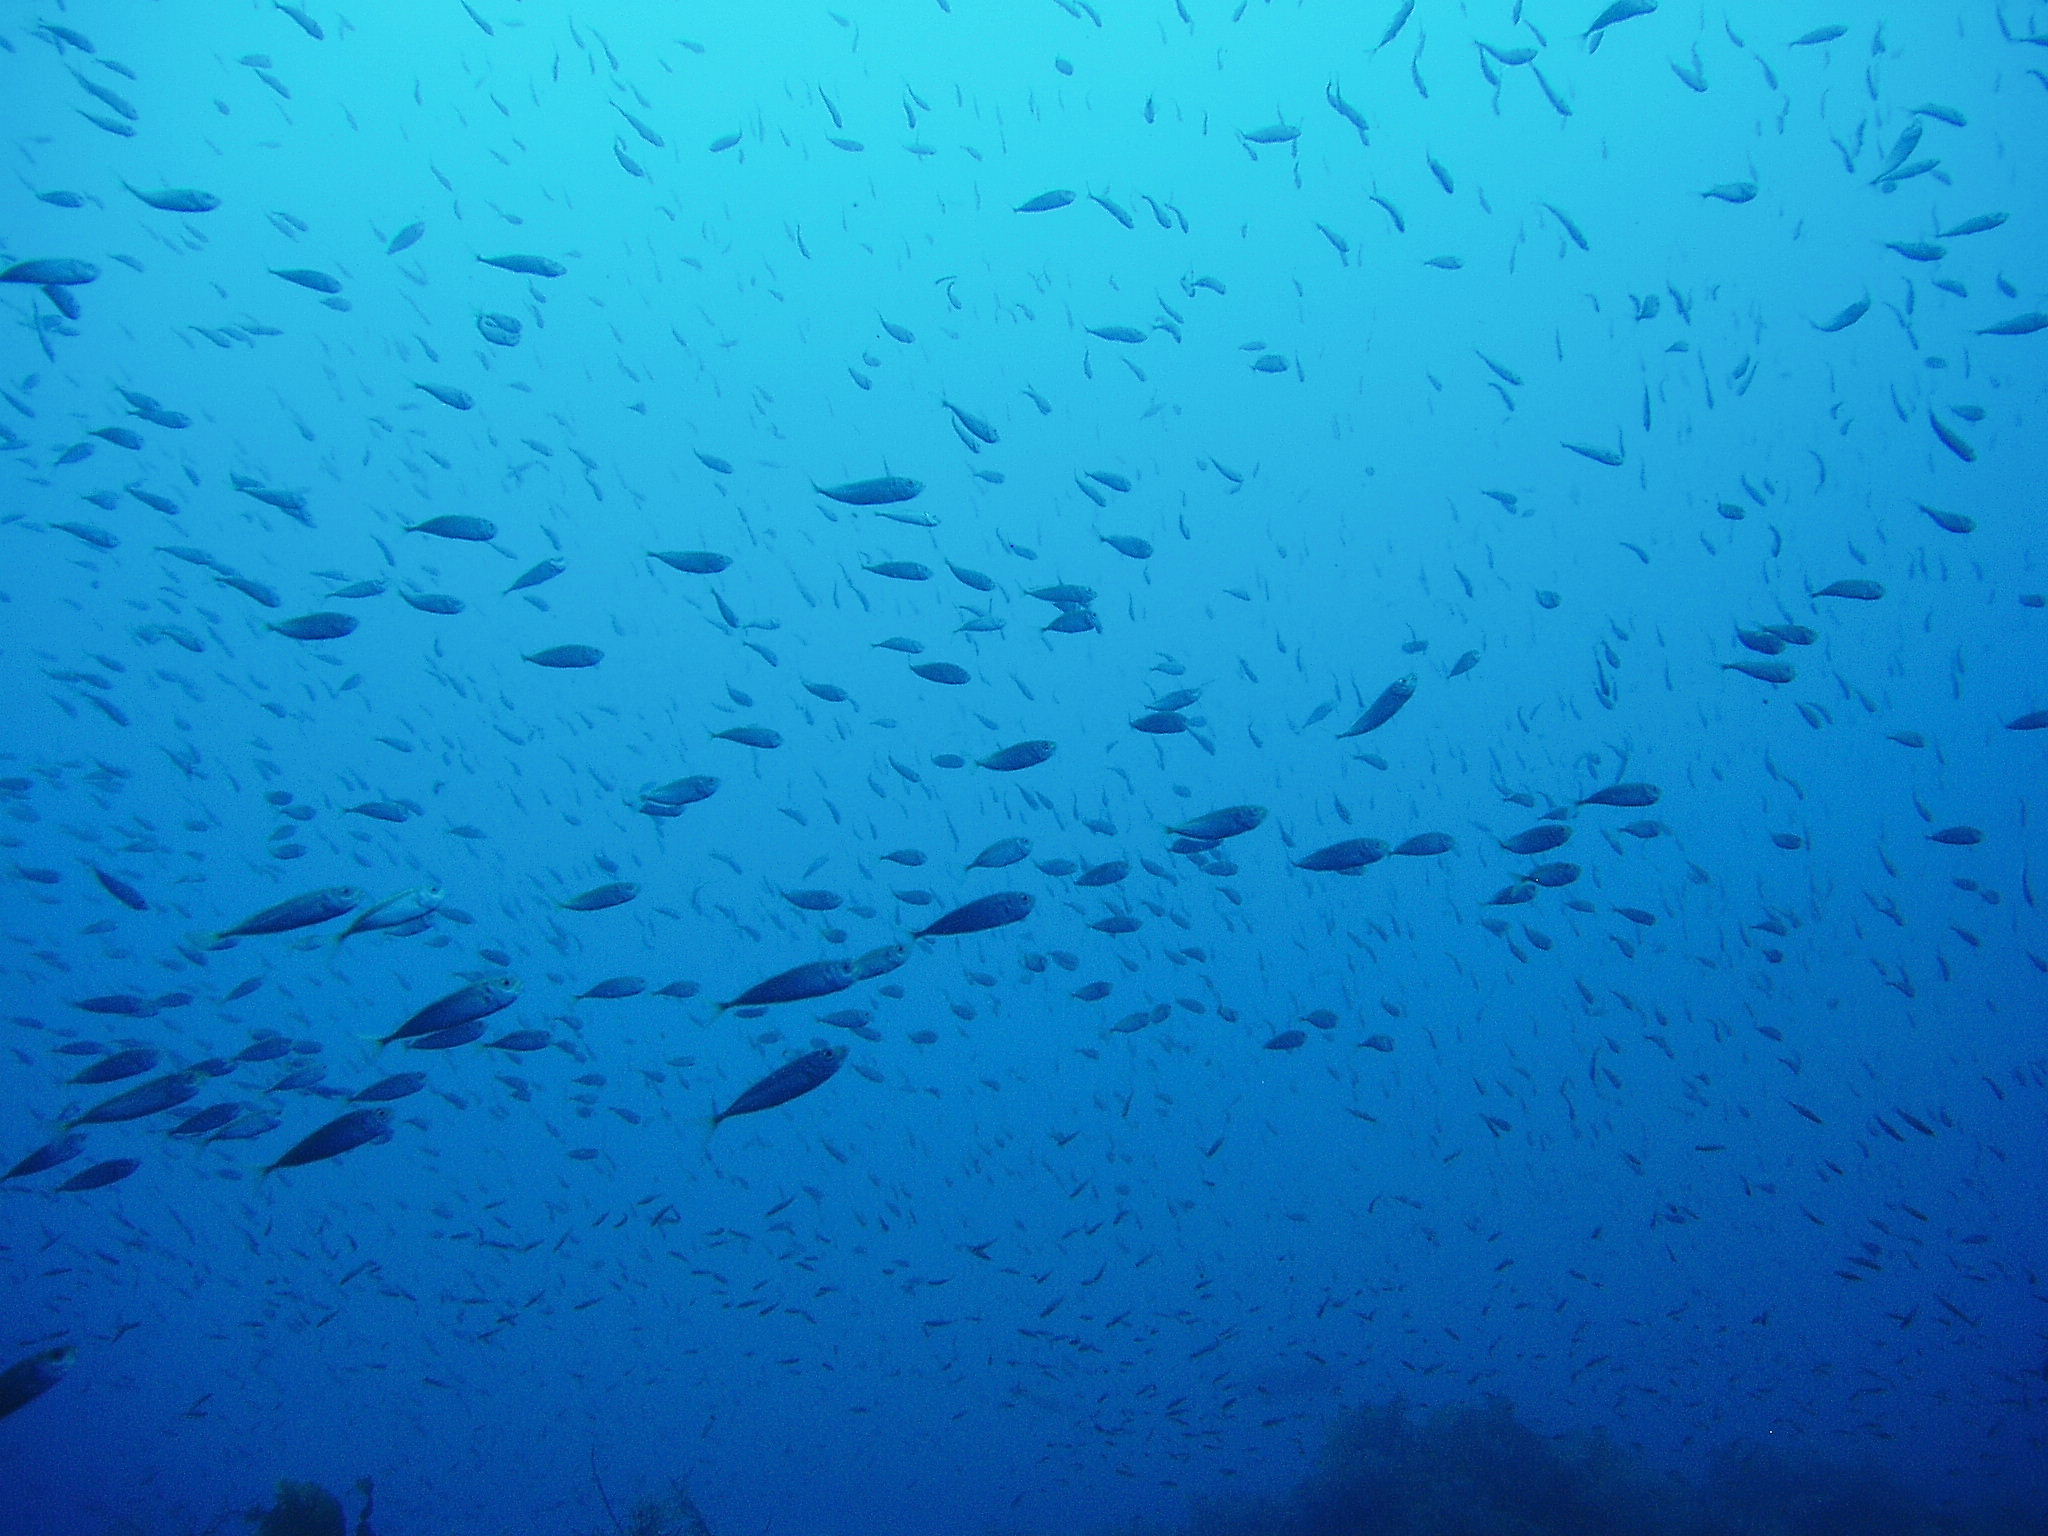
[
  {"x1": 914, "y1": 892, "x2": 1034, "y2": 939},
  {"x1": 382, "y1": 979, "x2": 519, "y2": 1046},
  {"x1": 0, "y1": 1347, "x2": 74, "y2": 1421},
  {"x1": 266, "y1": 1109, "x2": 395, "y2": 1173},
  {"x1": 712, "y1": 1046, "x2": 847, "y2": 1129},
  {"x1": 219, "y1": 886, "x2": 363, "y2": 939},
  {"x1": 814, "y1": 476, "x2": 922, "y2": 505}
]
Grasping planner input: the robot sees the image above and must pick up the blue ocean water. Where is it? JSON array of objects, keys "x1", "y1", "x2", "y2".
[{"x1": 2, "y1": 2, "x2": 2044, "y2": 1533}]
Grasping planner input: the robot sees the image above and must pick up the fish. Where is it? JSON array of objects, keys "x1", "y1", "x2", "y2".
[
  {"x1": 1579, "y1": 783, "x2": 1660, "y2": 808},
  {"x1": 269, "y1": 613, "x2": 357, "y2": 641},
  {"x1": 69, "y1": 1047, "x2": 161, "y2": 1084},
  {"x1": 558, "y1": 882, "x2": 638, "y2": 910},
  {"x1": 1375, "y1": 0, "x2": 1415, "y2": 49},
  {"x1": 814, "y1": 476, "x2": 922, "y2": 505},
  {"x1": 1014, "y1": 190, "x2": 1075, "y2": 213},
  {"x1": 1339, "y1": 676, "x2": 1417, "y2": 737},
  {"x1": 1394, "y1": 833, "x2": 1455, "y2": 856},
  {"x1": 979, "y1": 741, "x2": 1055, "y2": 772},
  {"x1": 1975, "y1": 313, "x2": 2047, "y2": 337},
  {"x1": 1294, "y1": 839, "x2": 1391, "y2": 872},
  {"x1": 1938, "y1": 213, "x2": 2005, "y2": 238},
  {"x1": 70, "y1": 1069, "x2": 204, "y2": 1127},
  {"x1": 1, "y1": 259, "x2": 100, "y2": 285},
  {"x1": 209, "y1": 1110, "x2": 282, "y2": 1143},
  {"x1": 650, "y1": 550, "x2": 732, "y2": 574},
  {"x1": 408, "y1": 514, "x2": 496, "y2": 541},
  {"x1": 382, "y1": 979, "x2": 519, "y2": 1045},
  {"x1": 271, "y1": 268, "x2": 343, "y2": 293},
  {"x1": 719, "y1": 959, "x2": 858, "y2": 1012},
  {"x1": 1813, "y1": 298, "x2": 1871, "y2": 332},
  {"x1": 914, "y1": 892, "x2": 1034, "y2": 939},
  {"x1": 479, "y1": 253, "x2": 567, "y2": 277},
  {"x1": 1584, "y1": 0, "x2": 1656, "y2": 38},
  {"x1": 712, "y1": 1046, "x2": 847, "y2": 1128},
  {"x1": 90, "y1": 867, "x2": 149, "y2": 911},
  {"x1": 220, "y1": 886, "x2": 363, "y2": 938},
  {"x1": 125, "y1": 185, "x2": 220, "y2": 212},
  {"x1": 57, "y1": 1158, "x2": 140, "y2": 1191},
  {"x1": 1724, "y1": 658, "x2": 1795, "y2": 684},
  {"x1": 488, "y1": 1030, "x2": 552, "y2": 1053},
  {"x1": 1167, "y1": 806, "x2": 1267, "y2": 842},
  {"x1": 525, "y1": 645, "x2": 604, "y2": 668},
  {"x1": 336, "y1": 886, "x2": 444, "y2": 943},
  {"x1": 640, "y1": 776, "x2": 720, "y2": 811},
  {"x1": 969, "y1": 838, "x2": 1032, "y2": 870},
  {"x1": 0, "y1": 1347, "x2": 74, "y2": 1421},
  {"x1": 1500, "y1": 825, "x2": 1572, "y2": 856},
  {"x1": 266, "y1": 1108, "x2": 394, "y2": 1173},
  {"x1": 3, "y1": 1134, "x2": 88, "y2": 1181}
]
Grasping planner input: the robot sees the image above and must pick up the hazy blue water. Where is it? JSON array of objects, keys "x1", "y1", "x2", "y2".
[{"x1": 2, "y1": 3, "x2": 2044, "y2": 1534}]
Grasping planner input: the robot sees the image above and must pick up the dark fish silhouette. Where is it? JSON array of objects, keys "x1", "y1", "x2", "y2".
[{"x1": 713, "y1": 1046, "x2": 847, "y2": 1129}]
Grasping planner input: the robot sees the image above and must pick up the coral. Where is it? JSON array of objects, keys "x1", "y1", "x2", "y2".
[
  {"x1": 579, "y1": 1480, "x2": 715, "y2": 1536},
  {"x1": 1056, "y1": 1399, "x2": 2048, "y2": 1536},
  {"x1": 253, "y1": 1481, "x2": 345, "y2": 1536}
]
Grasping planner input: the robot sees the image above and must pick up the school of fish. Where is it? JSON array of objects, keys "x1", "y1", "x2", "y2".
[{"x1": 0, "y1": 3, "x2": 2042, "y2": 1534}]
